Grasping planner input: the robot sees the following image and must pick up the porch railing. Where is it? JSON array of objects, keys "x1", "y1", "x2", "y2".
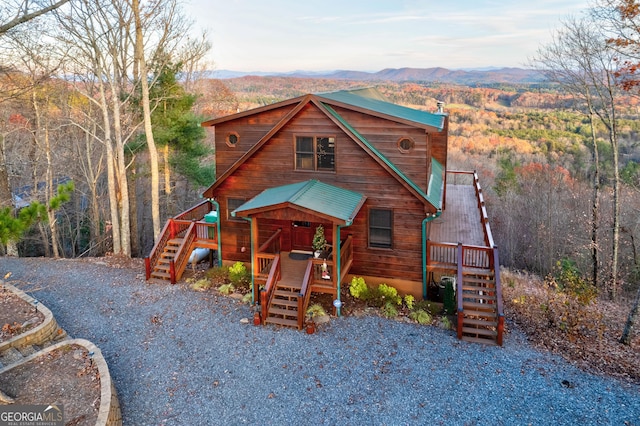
[
  {"x1": 255, "y1": 229, "x2": 283, "y2": 302},
  {"x1": 297, "y1": 260, "x2": 315, "y2": 329},
  {"x1": 145, "y1": 219, "x2": 173, "y2": 280},
  {"x1": 170, "y1": 221, "x2": 198, "y2": 284}
]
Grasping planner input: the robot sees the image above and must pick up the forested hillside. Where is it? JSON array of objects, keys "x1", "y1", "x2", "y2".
[{"x1": 208, "y1": 76, "x2": 640, "y2": 303}]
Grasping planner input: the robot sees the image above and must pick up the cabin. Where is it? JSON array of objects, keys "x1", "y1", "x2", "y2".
[{"x1": 145, "y1": 88, "x2": 504, "y2": 345}]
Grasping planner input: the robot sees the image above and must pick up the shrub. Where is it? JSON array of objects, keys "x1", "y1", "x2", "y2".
[
  {"x1": 218, "y1": 283, "x2": 235, "y2": 295},
  {"x1": 410, "y1": 309, "x2": 432, "y2": 325},
  {"x1": 229, "y1": 262, "x2": 250, "y2": 289},
  {"x1": 404, "y1": 295, "x2": 415, "y2": 311},
  {"x1": 206, "y1": 266, "x2": 229, "y2": 285},
  {"x1": 378, "y1": 283, "x2": 402, "y2": 305},
  {"x1": 440, "y1": 316, "x2": 452, "y2": 330},
  {"x1": 549, "y1": 259, "x2": 597, "y2": 305},
  {"x1": 191, "y1": 278, "x2": 212, "y2": 292},
  {"x1": 383, "y1": 301, "x2": 399, "y2": 318},
  {"x1": 349, "y1": 276, "x2": 370, "y2": 299}
]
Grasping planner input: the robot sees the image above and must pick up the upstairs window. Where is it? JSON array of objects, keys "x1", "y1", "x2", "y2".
[
  {"x1": 227, "y1": 197, "x2": 246, "y2": 221},
  {"x1": 369, "y1": 208, "x2": 393, "y2": 249},
  {"x1": 295, "y1": 136, "x2": 335, "y2": 171}
]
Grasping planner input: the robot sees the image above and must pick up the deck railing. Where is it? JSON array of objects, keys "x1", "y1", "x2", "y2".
[
  {"x1": 170, "y1": 221, "x2": 198, "y2": 284},
  {"x1": 260, "y1": 254, "x2": 281, "y2": 323},
  {"x1": 145, "y1": 219, "x2": 173, "y2": 280},
  {"x1": 174, "y1": 199, "x2": 213, "y2": 221},
  {"x1": 493, "y1": 248, "x2": 504, "y2": 346}
]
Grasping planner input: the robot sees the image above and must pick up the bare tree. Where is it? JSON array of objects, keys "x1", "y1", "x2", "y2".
[
  {"x1": 533, "y1": 15, "x2": 622, "y2": 300},
  {"x1": 0, "y1": 0, "x2": 70, "y2": 35}
]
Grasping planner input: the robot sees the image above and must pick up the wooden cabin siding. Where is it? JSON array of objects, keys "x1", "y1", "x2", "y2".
[
  {"x1": 211, "y1": 102, "x2": 430, "y2": 282},
  {"x1": 212, "y1": 104, "x2": 295, "y2": 176},
  {"x1": 328, "y1": 105, "x2": 432, "y2": 190}
]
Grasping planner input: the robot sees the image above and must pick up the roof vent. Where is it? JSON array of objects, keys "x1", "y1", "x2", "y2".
[{"x1": 436, "y1": 101, "x2": 444, "y2": 114}]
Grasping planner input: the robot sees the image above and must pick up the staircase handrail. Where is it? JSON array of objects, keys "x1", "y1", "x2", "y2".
[
  {"x1": 174, "y1": 199, "x2": 212, "y2": 221},
  {"x1": 145, "y1": 219, "x2": 173, "y2": 280},
  {"x1": 258, "y1": 228, "x2": 282, "y2": 254},
  {"x1": 456, "y1": 243, "x2": 464, "y2": 340},
  {"x1": 170, "y1": 221, "x2": 198, "y2": 284},
  {"x1": 493, "y1": 247, "x2": 504, "y2": 346},
  {"x1": 297, "y1": 259, "x2": 315, "y2": 330},
  {"x1": 260, "y1": 254, "x2": 281, "y2": 323}
]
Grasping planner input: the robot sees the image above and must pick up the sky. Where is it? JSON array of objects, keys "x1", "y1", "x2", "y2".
[{"x1": 185, "y1": 0, "x2": 592, "y2": 73}]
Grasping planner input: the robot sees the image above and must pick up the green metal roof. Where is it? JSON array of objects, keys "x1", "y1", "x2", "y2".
[
  {"x1": 321, "y1": 103, "x2": 442, "y2": 210},
  {"x1": 317, "y1": 89, "x2": 445, "y2": 131},
  {"x1": 232, "y1": 180, "x2": 366, "y2": 225},
  {"x1": 427, "y1": 158, "x2": 444, "y2": 210}
]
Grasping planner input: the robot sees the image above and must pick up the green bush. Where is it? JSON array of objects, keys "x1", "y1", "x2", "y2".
[
  {"x1": 349, "y1": 276, "x2": 370, "y2": 299},
  {"x1": 218, "y1": 283, "x2": 235, "y2": 295},
  {"x1": 404, "y1": 295, "x2": 415, "y2": 311},
  {"x1": 378, "y1": 283, "x2": 402, "y2": 305},
  {"x1": 550, "y1": 259, "x2": 597, "y2": 305},
  {"x1": 383, "y1": 301, "x2": 399, "y2": 318},
  {"x1": 228, "y1": 261, "x2": 250, "y2": 289},
  {"x1": 410, "y1": 309, "x2": 432, "y2": 324}
]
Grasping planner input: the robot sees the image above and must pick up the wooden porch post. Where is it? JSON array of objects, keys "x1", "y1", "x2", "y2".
[{"x1": 250, "y1": 217, "x2": 259, "y2": 304}]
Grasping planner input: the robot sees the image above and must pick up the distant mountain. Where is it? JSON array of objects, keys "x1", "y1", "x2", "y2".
[{"x1": 211, "y1": 67, "x2": 546, "y2": 85}]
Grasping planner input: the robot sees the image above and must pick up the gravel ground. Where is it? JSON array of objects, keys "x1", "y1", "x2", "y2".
[{"x1": 1, "y1": 257, "x2": 639, "y2": 426}]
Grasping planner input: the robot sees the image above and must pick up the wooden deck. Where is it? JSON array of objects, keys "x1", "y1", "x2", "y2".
[
  {"x1": 429, "y1": 184, "x2": 487, "y2": 247},
  {"x1": 279, "y1": 252, "x2": 310, "y2": 288}
]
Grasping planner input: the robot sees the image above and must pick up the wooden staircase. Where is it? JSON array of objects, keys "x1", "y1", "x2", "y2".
[
  {"x1": 458, "y1": 268, "x2": 501, "y2": 345},
  {"x1": 149, "y1": 238, "x2": 183, "y2": 281},
  {"x1": 264, "y1": 281, "x2": 302, "y2": 329}
]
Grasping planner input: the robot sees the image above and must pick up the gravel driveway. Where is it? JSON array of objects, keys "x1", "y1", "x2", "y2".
[{"x1": 1, "y1": 257, "x2": 638, "y2": 425}]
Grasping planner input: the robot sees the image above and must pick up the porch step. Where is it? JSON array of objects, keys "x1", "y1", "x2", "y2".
[
  {"x1": 462, "y1": 317, "x2": 498, "y2": 327},
  {"x1": 274, "y1": 289, "x2": 299, "y2": 299},
  {"x1": 264, "y1": 316, "x2": 298, "y2": 328},
  {"x1": 268, "y1": 307, "x2": 298, "y2": 318},
  {"x1": 270, "y1": 298, "x2": 298, "y2": 308},
  {"x1": 463, "y1": 301, "x2": 497, "y2": 311},
  {"x1": 151, "y1": 271, "x2": 171, "y2": 280},
  {"x1": 461, "y1": 335, "x2": 498, "y2": 346},
  {"x1": 462, "y1": 326, "x2": 498, "y2": 337}
]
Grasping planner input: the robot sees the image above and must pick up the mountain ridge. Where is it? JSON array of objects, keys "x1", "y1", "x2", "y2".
[{"x1": 209, "y1": 67, "x2": 545, "y2": 84}]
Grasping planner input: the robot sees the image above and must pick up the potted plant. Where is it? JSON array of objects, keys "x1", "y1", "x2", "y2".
[
  {"x1": 305, "y1": 303, "x2": 327, "y2": 334},
  {"x1": 312, "y1": 225, "x2": 327, "y2": 258}
]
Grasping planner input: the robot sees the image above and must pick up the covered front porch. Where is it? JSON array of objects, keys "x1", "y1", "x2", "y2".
[{"x1": 232, "y1": 180, "x2": 366, "y2": 328}]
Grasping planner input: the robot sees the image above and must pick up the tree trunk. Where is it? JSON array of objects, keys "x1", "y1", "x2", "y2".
[
  {"x1": 620, "y1": 286, "x2": 640, "y2": 345},
  {"x1": 128, "y1": 158, "x2": 140, "y2": 258},
  {"x1": 0, "y1": 135, "x2": 18, "y2": 256},
  {"x1": 610, "y1": 126, "x2": 620, "y2": 300},
  {"x1": 132, "y1": 0, "x2": 161, "y2": 242},
  {"x1": 588, "y1": 108, "x2": 599, "y2": 288}
]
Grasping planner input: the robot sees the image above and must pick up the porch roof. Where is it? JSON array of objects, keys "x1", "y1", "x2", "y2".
[{"x1": 231, "y1": 180, "x2": 367, "y2": 225}]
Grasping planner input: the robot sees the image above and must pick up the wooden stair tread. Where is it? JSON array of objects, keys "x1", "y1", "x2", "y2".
[
  {"x1": 463, "y1": 301, "x2": 497, "y2": 310},
  {"x1": 463, "y1": 277, "x2": 496, "y2": 285},
  {"x1": 462, "y1": 326, "x2": 498, "y2": 337},
  {"x1": 461, "y1": 335, "x2": 498, "y2": 345},
  {"x1": 463, "y1": 317, "x2": 498, "y2": 327},
  {"x1": 264, "y1": 316, "x2": 299, "y2": 328},
  {"x1": 274, "y1": 289, "x2": 299, "y2": 298},
  {"x1": 151, "y1": 271, "x2": 171, "y2": 279},
  {"x1": 270, "y1": 299, "x2": 298, "y2": 308},
  {"x1": 463, "y1": 267, "x2": 494, "y2": 276},
  {"x1": 168, "y1": 238, "x2": 184, "y2": 245},
  {"x1": 268, "y1": 307, "x2": 299, "y2": 318},
  {"x1": 462, "y1": 309, "x2": 498, "y2": 318},
  {"x1": 462, "y1": 284, "x2": 496, "y2": 291},
  {"x1": 277, "y1": 283, "x2": 302, "y2": 291}
]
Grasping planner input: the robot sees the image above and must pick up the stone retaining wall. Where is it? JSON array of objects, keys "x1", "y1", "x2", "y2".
[
  {"x1": 0, "y1": 281, "x2": 122, "y2": 425},
  {"x1": 0, "y1": 282, "x2": 63, "y2": 351}
]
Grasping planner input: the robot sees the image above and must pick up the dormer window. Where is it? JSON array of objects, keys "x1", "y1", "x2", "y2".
[{"x1": 295, "y1": 135, "x2": 335, "y2": 171}]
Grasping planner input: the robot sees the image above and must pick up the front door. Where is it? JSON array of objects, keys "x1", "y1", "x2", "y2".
[{"x1": 291, "y1": 221, "x2": 314, "y2": 252}]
